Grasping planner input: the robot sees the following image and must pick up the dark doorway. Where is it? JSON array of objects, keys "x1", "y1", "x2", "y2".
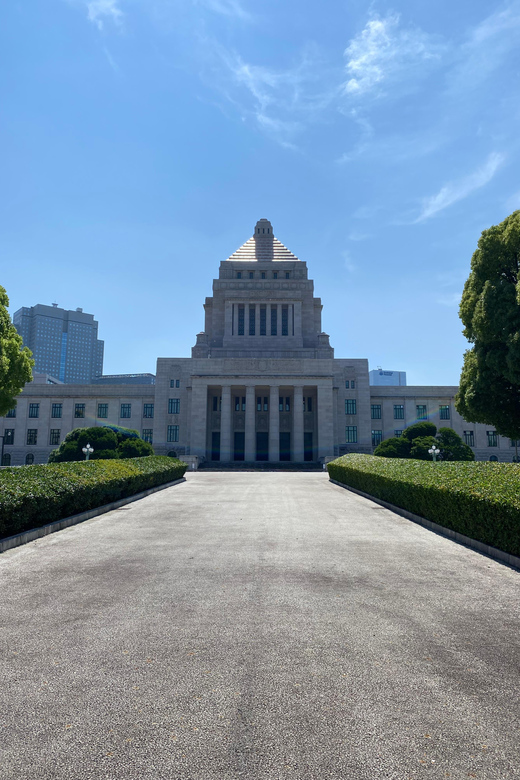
[
  {"x1": 234, "y1": 432, "x2": 245, "y2": 461},
  {"x1": 211, "y1": 432, "x2": 220, "y2": 461},
  {"x1": 256, "y1": 432, "x2": 268, "y2": 461},
  {"x1": 304, "y1": 432, "x2": 313, "y2": 461},
  {"x1": 279, "y1": 432, "x2": 291, "y2": 461}
]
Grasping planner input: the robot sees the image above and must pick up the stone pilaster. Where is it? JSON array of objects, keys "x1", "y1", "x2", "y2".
[
  {"x1": 220, "y1": 385, "x2": 232, "y2": 462},
  {"x1": 245, "y1": 386, "x2": 256, "y2": 461},
  {"x1": 269, "y1": 385, "x2": 279, "y2": 462},
  {"x1": 317, "y1": 383, "x2": 334, "y2": 460},
  {"x1": 293, "y1": 385, "x2": 304, "y2": 462}
]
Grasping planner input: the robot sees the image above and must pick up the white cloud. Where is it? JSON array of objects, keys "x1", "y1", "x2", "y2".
[
  {"x1": 343, "y1": 13, "x2": 444, "y2": 97},
  {"x1": 348, "y1": 231, "x2": 369, "y2": 242},
  {"x1": 415, "y1": 152, "x2": 505, "y2": 222},
  {"x1": 85, "y1": 0, "x2": 123, "y2": 30},
  {"x1": 342, "y1": 250, "x2": 357, "y2": 272},
  {"x1": 197, "y1": 0, "x2": 250, "y2": 21}
]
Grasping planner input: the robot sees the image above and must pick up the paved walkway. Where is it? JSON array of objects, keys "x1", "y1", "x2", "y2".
[{"x1": 1, "y1": 472, "x2": 519, "y2": 779}]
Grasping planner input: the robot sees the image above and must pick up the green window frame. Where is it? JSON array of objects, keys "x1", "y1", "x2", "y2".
[
  {"x1": 345, "y1": 426, "x2": 357, "y2": 443},
  {"x1": 97, "y1": 403, "x2": 108, "y2": 418},
  {"x1": 74, "y1": 404, "x2": 85, "y2": 418},
  {"x1": 416, "y1": 404, "x2": 427, "y2": 420},
  {"x1": 439, "y1": 405, "x2": 450, "y2": 420},
  {"x1": 120, "y1": 404, "x2": 131, "y2": 419},
  {"x1": 168, "y1": 398, "x2": 180, "y2": 415},
  {"x1": 393, "y1": 405, "x2": 404, "y2": 420},
  {"x1": 51, "y1": 403, "x2": 62, "y2": 419},
  {"x1": 167, "y1": 425, "x2": 179, "y2": 442},
  {"x1": 371, "y1": 404, "x2": 381, "y2": 419},
  {"x1": 345, "y1": 399, "x2": 357, "y2": 415}
]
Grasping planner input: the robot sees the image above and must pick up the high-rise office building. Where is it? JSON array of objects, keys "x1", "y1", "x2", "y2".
[{"x1": 13, "y1": 303, "x2": 104, "y2": 384}]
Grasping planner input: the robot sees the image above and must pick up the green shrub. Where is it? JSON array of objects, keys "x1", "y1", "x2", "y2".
[
  {"x1": 409, "y1": 435, "x2": 439, "y2": 460},
  {"x1": 49, "y1": 426, "x2": 153, "y2": 462},
  {"x1": 0, "y1": 456, "x2": 187, "y2": 540},
  {"x1": 117, "y1": 438, "x2": 154, "y2": 458},
  {"x1": 373, "y1": 436, "x2": 411, "y2": 458},
  {"x1": 402, "y1": 422, "x2": 437, "y2": 441},
  {"x1": 327, "y1": 454, "x2": 520, "y2": 557}
]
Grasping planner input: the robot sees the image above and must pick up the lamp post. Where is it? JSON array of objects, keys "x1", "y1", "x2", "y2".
[
  {"x1": 428, "y1": 445, "x2": 440, "y2": 462},
  {"x1": 82, "y1": 443, "x2": 94, "y2": 461}
]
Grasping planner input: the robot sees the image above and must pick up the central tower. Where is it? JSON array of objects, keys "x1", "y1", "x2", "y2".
[{"x1": 192, "y1": 219, "x2": 333, "y2": 359}]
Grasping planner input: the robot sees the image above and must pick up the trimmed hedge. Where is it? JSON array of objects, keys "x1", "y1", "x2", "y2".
[
  {"x1": 327, "y1": 454, "x2": 520, "y2": 557},
  {"x1": 0, "y1": 456, "x2": 187, "y2": 540}
]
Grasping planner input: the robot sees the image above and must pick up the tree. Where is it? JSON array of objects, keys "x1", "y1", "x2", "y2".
[
  {"x1": 456, "y1": 210, "x2": 520, "y2": 453},
  {"x1": 409, "y1": 435, "x2": 439, "y2": 460},
  {"x1": 401, "y1": 422, "x2": 437, "y2": 441},
  {"x1": 48, "y1": 426, "x2": 153, "y2": 462},
  {"x1": 373, "y1": 436, "x2": 411, "y2": 458},
  {"x1": 0, "y1": 285, "x2": 33, "y2": 416},
  {"x1": 436, "y1": 427, "x2": 474, "y2": 461}
]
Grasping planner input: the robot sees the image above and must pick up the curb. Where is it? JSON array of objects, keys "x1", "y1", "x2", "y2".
[
  {"x1": 329, "y1": 478, "x2": 520, "y2": 572},
  {"x1": 0, "y1": 478, "x2": 186, "y2": 554}
]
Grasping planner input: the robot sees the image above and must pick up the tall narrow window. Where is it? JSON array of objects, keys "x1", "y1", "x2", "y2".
[
  {"x1": 464, "y1": 431, "x2": 475, "y2": 446},
  {"x1": 372, "y1": 430, "x2": 383, "y2": 447},
  {"x1": 351, "y1": 380, "x2": 355, "y2": 389},
  {"x1": 236, "y1": 271, "x2": 242, "y2": 279},
  {"x1": 29, "y1": 403, "x2": 39, "y2": 418},
  {"x1": 285, "y1": 272, "x2": 290, "y2": 279},
  {"x1": 238, "y1": 304, "x2": 245, "y2": 336},
  {"x1": 27, "y1": 429, "x2": 38, "y2": 445},
  {"x1": 345, "y1": 399, "x2": 357, "y2": 415},
  {"x1": 261, "y1": 272, "x2": 266, "y2": 279},
  {"x1": 394, "y1": 405, "x2": 404, "y2": 420},
  {"x1": 235, "y1": 396, "x2": 241, "y2": 412},
  {"x1": 4, "y1": 429, "x2": 14, "y2": 445},
  {"x1": 257, "y1": 396, "x2": 262, "y2": 411},
  {"x1": 249, "y1": 271, "x2": 254, "y2": 279},
  {"x1": 346, "y1": 426, "x2": 358, "y2": 443},
  {"x1": 281, "y1": 305, "x2": 289, "y2": 336},
  {"x1": 271, "y1": 307, "x2": 277, "y2": 336},
  {"x1": 487, "y1": 430, "x2": 498, "y2": 447},
  {"x1": 439, "y1": 405, "x2": 450, "y2": 420},
  {"x1": 168, "y1": 398, "x2": 180, "y2": 415},
  {"x1": 416, "y1": 404, "x2": 427, "y2": 420},
  {"x1": 120, "y1": 404, "x2": 131, "y2": 419},
  {"x1": 345, "y1": 381, "x2": 349, "y2": 389},
  {"x1": 279, "y1": 397, "x2": 284, "y2": 412},
  {"x1": 241, "y1": 397, "x2": 246, "y2": 411},
  {"x1": 52, "y1": 403, "x2": 62, "y2": 419},
  {"x1": 142, "y1": 429, "x2": 153, "y2": 443},
  {"x1": 75, "y1": 403, "x2": 85, "y2": 418},
  {"x1": 49, "y1": 429, "x2": 60, "y2": 446},
  {"x1": 143, "y1": 404, "x2": 154, "y2": 418},
  {"x1": 249, "y1": 306, "x2": 255, "y2": 336},
  {"x1": 260, "y1": 305, "x2": 266, "y2": 335},
  {"x1": 263, "y1": 397, "x2": 268, "y2": 411},
  {"x1": 167, "y1": 425, "x2": 179, "y2": 442},
  {"x1": 212, "y1": 396, "x2": 222, "y2": 412},
  {"x1": 97, "y1": 403, "x2": 108, "y2": 418},
  {"x1": 273, "y1": 271, "x2": 278, "y2": 279},
  {"x1": 371, "y1": 404, "x2": 381, "y2": 419},
  {"x1": 5, "y1": 408, "x2": 16, "y2": 418}
]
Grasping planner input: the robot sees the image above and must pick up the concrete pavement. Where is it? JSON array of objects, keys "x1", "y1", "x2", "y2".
[{"x1": 1, "y1": 472, "x2": 519, "y2": 779}]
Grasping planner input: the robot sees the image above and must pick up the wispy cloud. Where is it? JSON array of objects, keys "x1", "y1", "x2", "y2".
[
  {"x1": 343, "y1": 13, "x2": 444, "y2": 98},
  {"x1": 197, "y1": 0, "x2": 251, "y2": 21},
  {"x1": 342, "y1": 250, "x2": 357, "y2": 273},
  {"x1": 85, "y1": 0, "x2": 123, "y2": 30},
  {"x1": 103, "y1": 46, "x2": 120, "y2": 73},
  {"x1": 414, "y1": 152, "x2": 505, "y2": 222}
]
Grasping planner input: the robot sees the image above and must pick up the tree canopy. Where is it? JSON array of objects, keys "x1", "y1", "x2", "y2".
[
  {"x1": 0, "y1": 285, "x2": 34, "y2": 416},
  {"x1": 48, "y1": 426, "x2": 154, "y2": 462},
  {"x1": 374, "y1": 423, "x2": 474, "y2": 461},
  {"x1": 456, "y1": 210, "x2": 520, "y2": 441}
]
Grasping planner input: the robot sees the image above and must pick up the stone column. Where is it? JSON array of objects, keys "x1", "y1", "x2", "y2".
[
  {"x1": 278, "y1": 304, "x2": 282, "y2": 336},
  {"x1": 225, "y1": 302, "x2": 233, "y2": 338},
  {"x1": 255, "y1": 304, "x2": 260, "y2": 338},
  {"x1": 317, "y1": 383, "x2": 334, "y2": 461},
  {"x1": 269, "y1": 385, "x2": 279, "y2": 462},
  {"x1": 190, "y1": 383, "x2": 208, "y2": 460},
  {"x1": 220, "y1": 385, "x2": 232, "y2": 462},
  {"x1": 245, "y1": 386, "x2": 256, "y2": 461},
  {"x1": 293, "y1": 385, "x2": 304, "y2": 462}
]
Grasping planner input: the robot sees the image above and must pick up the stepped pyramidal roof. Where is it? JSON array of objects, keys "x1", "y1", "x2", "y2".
[{"x1": 226, "y1": 218, "x2": 300, "y2": 262}]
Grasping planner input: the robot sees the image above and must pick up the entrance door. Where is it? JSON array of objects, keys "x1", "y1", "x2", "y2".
[
  {"x1": 304, "y1": 432, "x2": 313, "y2": 461},
  {"x1": 234, "y1": 432, "x2": 245, "y2": 461},
  {"x1": 211, "y1": 432, "x2": 220, "y2": 461},
  {"x1": 279, "y1": 432, "x2": 291, "y2": 461},
  {"x1": 256, "y1": 432, "x2": 268, "y2": 461}
]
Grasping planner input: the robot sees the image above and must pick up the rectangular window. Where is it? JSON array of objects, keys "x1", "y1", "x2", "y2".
[
  {"x1": 49, "y1": 429, "x2": 60, "y2": 446},
  {"x1": 351, "y1": 380, "x2": 355, "y2": 389},
  {"x1": 4, "y1": 429, "x2": 14, "y2": 445},
  {"x1": 394, "y1": 430, "x2": 403, "y2": 437},
  {"x1": 249, "y1": 271, "x2": 254, "y2": 279},
  {"x1": 464, "y1": 431, "x2": 475, "y2": 446},
  {"x1": 235, "y1": 396, "x2": 241, "y2": 412},
  {"x1": 249, "y1": 306, "x2": 255, "y2": 336},
  {"x1": 306, "y1": 397, "x2": 313, "y2": 412},
  {"x1": 236, "y1": 271, "x2": 242, "y2": 279},
  {"x1": 345, "y1": 399, "x2": 357, "y2": 415},
  {"x1": 28, "y1": 403, "x2": 39, "y2": 418},
  {"x1": 260, "y1": 305, "x2": 266, "y2": 335},
  {"x1": 97, "y1": 403, "x2": 108, "y2": 418},
  {"x1": 176, "y1": 380, "x2": 180, "y2": 388},
  {"x1": 271, "y1": 306, "x2": 277, "y2": 336},
  {"x1": 281, "y1": 305, "x2": 289, "y2": 336},
  {"x1": 487, "y1": 430, "x2": 498, "y2": 447},
  {"x1": 120, "y1": 403, "x2": 131, "y2": 419},
  {"x1": 263, "y1": 397, "x2": 268, "y2": 411},
  {"x1": 285, "y1": 397, "x2": 290, "y2": 412},
  {"x1": 371, "y1": 404, "x2": 381, "y2": 419},
  {"x1": 168, "y1": 398, "x2": 180, "y2": 415},
  {"x1": 6, "y1": 408, "x2": 16, "y2": 418},
  {"x1": 238, "y1": 304, "x2": 245, "y2": 336},
  {"x1": 273, "y1": 271, "x2": 278, "y2": 279},
  {"x1": 167, "y1": 425, "x2": 179, "y2": 442},
  {"x1": 213, "y1": 396, "x2": 221, "y2": 412},
  {"x1": 372, "y1": 430, "x2": 383, "y2": 447},
  {"x1": 143, "y1": 404, "x2": 154, "y2": 419},
  {"x1": 394, "y1": 405, "x2": 405, "y2": 420},
  {"x1": 170, "y1": 380, "x2": 176, "y2": 388},
  {"x1": 439, "y1": 405, "x2": 450, "y2": 420},
  {"x1": 285, "y1": 271, "x2": 290, "y2": 279},
  {"x1": 346, "y1": 426, "x2": 358, "y2": 443},
  {"x1": 27, "y1": 429, "x2": 38, "y2": 445},
  {"x1": 510, "y1": 439, "x2": 520, "y2": 447},
  {"x1": 416, "y1": 404, "x2": 427, "y2": 420},
  {"x1": 257, "y1": 396, "x2": 262, "y2": 412},
  {"x1": 261, "y1": 272, "x2": 266, "y2": 279},
  {"x1": 51, "y1": 403, "x2": 62, "y2": 419},
  {"x1": 142, "y1": 429, "x2": 153, "y2": 443},
  {"x1": 74, "y1": 403, "x2": 85, "y2": 418},
  {"x1": 345, "y1": 381, "x2": 349, "y2": 388}
]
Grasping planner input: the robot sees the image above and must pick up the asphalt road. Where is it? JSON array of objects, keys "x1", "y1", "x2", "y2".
[{"x1": 1, "y1": 472, "x2": 519, "y2": 780}]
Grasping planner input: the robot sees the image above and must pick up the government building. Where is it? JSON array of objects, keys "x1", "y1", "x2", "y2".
[{"x1": 1, "y1": 220, "x2": 517, "y2": 466}]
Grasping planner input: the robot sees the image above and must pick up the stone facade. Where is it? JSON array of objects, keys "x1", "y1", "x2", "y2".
[{"x1": 1, "y1": 220, "x2": 518, "y2": 466}]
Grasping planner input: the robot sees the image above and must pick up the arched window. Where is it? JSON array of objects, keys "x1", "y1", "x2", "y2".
[
  {"x1": 25, "y1": 453, "x2": 35, "y2": 465},
  {"x1": 2, "y1": 453, "x2": 11, "y2": 466},
  {"x1": 489, "y1": 455, "x2": 498, "y2": 462},
  {"x1": 167, "y1": 451, "x2": 178, "y2": 458}
]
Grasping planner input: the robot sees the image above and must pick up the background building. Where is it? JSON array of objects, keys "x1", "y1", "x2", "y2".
[
  {"x1": 93, "y1": 374, "x2": 156, "y2": 385},
  {"x1": 14, "y1": 303, "x2": 104, "y2": 384},
  {"x1": 369, "y1": 369, "x2": 407, "y2": 386}
]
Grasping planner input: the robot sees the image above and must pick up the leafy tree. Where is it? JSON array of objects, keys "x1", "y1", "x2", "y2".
[
  {"x1": 436, "y1": 427, "x2": 474, "y2": 461},
  {"x1": 410, "y1": 436, "x2": 439, "y2": 460},
  {"x1": 456, "y1": 210, "x2": 520, "y2": 452},
  {"x1": 373, "y1": 436, "x2": 411, "y2": 458},
  {"x1": 48, "y1": 425, "x2": 153, "y2": 462},
  {"x1": 117, "y1": 438, "x2": 154, "y2": 458},
  {"x1": 0, "y1": 285, "x2": 34, "y2": 416},
  {"x1": 401, "y1": 422, "x2": 437, "y2": 441}
]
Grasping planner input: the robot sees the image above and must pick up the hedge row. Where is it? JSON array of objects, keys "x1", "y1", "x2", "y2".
[
  {"x1": 327, "y1": 454, "x2": 520, "y2": 557},
  {"x1": 0, "y1": 456, "x2": 187, "y2": 540}
]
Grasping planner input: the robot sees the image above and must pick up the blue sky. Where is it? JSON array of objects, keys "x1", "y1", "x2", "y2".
[{"x1": 2, "y1": 0, "x2": 520, "y2": 385}]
